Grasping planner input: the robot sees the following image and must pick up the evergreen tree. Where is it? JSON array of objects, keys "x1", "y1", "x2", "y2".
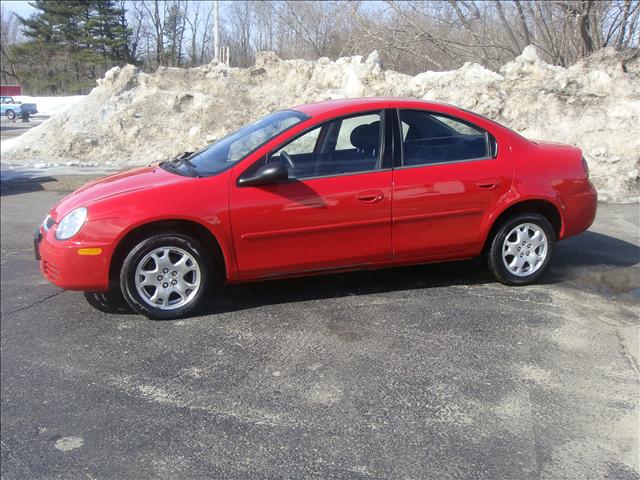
[
  {"x1": 89, "y1": 0, "x2": 129, "y2": 62},
  {"x1": 12, "y1": 0, "x2": 131, "y2": 94}
]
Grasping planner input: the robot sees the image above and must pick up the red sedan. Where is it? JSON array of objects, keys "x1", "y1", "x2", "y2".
[{"x1": 34, "y1": 98, "x2": 597, "y2": 318}]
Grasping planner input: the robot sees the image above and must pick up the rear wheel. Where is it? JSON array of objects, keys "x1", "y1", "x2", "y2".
[
  {"x1": 120, "y1": 233, "x2": 211, "y2": 319},
  {"x1": 486, "y1": 213, "x2": 555, "y2": 285},
  {"x1": 6, "y1": 109, "x2": 16, "y2": 120}
]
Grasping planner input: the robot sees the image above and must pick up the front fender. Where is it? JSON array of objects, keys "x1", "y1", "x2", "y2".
[
  {"x1": 72, "y1": 169, "x2": 238, "y2": 282},
  {"x1": 106, "y1": 212, "x2": 237, "y2": 281}
]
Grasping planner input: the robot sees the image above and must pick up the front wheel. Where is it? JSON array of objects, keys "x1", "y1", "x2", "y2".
[
  {"x1": 486, "y1": 213, "x2": 555, "y2": 285},
  {"x1": 120, "y1": 233, "x2": 211, "y2": 319},
  {"x1": 6, "y1": 109, "x2": 16, "y2": 120}
]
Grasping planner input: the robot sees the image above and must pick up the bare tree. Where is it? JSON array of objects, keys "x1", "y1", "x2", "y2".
[
  {"x1": 138, "y1": 0, "x2": 168, "y2": 67},
  {"x1": 6, "y1": 0, "x2": 639, "y2": 86},
  {"x1": 223, "y1": 1, "x2": 255, "y2": 66},
  {"x1": 184, "y1": 1, "x2": 204, "y2": 66},
  {"x1": 350, "y1": 0, "x2": 639, "y2": 72},
  {"x1": 0, "y1": 4, "x2": 21, "y2": 83}
]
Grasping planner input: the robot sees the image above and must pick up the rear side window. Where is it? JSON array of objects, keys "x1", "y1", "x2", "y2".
[
  {"x1": 269, "y1": 112, "x2": 382, "y2": 179},
  {"x1": 399, "y1": 110, "x2": 490, "y2": 167}
]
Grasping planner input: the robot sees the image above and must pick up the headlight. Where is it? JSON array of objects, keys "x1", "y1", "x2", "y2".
[{"x1": 55, "y1": 207, "x2": 88, "y2": 240}]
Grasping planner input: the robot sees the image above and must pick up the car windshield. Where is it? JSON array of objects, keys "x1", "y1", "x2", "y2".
[{"x1": 165, "y1": 110, "x2": 308, "y2": 177}]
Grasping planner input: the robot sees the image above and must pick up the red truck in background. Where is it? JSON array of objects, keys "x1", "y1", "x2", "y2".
[{"x1": 0, "y1": 85, "x2": 22, "y2": 96}]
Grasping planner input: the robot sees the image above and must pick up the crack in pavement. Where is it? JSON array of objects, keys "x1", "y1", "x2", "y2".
[
  {"x1": 1, "y1": 248, "x2": 34, "y2": 257},
  {"x1": 614, "y1": 327, "x2": 640, "y2": 376},
  {"x1": 4, "y1": 290, "x2": 65, "y2": 315}
]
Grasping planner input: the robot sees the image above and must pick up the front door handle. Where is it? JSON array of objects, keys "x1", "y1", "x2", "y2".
[
  {"x1": 476, "y1": 178, "x2": 500, "y2": 190},
  {"x1": 355, "y1": 190, "x2": 384, "y2": 203}
]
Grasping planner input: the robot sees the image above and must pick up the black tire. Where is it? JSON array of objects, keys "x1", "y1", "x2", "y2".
[
  {"x1": 486, "y1": 213, "x2": 555, "y2": 285},
  {"x1": 6, "y1": 109, "x2": 15, "y2": 120},
  {"x1": 120, "y1": 233, "x2": 211, "y2": 319}
]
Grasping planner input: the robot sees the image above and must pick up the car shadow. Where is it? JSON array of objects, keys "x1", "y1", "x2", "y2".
[
  {"x1": 83, "y1": 290, "x2": 133, "y2": 314},
  {"x1": 547, "y1": 231, "x2": 640, "y2": 279},
  {"x1": 83, "y1": 230, "x2": 639, "y2": 318},
  {"x1": 0, "y1": 167, "x2": 57, "y2": 197},
  {"x1": 204, "y1": 258, "x2": 493, "y2": 315}
]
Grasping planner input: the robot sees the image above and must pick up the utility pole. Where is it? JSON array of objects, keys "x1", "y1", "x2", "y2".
[{"x1": 213, "y1": 0, "x2": 220, "y2": 62}]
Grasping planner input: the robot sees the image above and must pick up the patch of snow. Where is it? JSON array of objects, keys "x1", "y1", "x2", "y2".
[
  {"x1": 0, "y1": 136, "x2": 20, "y2": 155},
  {"x1": 54, "y1": 436, "x2": 84, "y2": 452},
  {"x1": 14, "y1": 95, "x2": 85, "y2": 116}
]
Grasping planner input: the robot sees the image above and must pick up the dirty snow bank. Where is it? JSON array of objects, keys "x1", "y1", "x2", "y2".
[{"x1": 3, "y1": 46, "x2": 639, "y2": 202}]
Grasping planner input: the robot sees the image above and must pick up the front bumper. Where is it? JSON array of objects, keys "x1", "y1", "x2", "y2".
[{"x1": 34, "y1": 227, "x2": 111, "y2": 291}]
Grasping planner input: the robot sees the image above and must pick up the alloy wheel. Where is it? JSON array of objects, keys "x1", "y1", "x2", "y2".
[
  {"x1": 134, "y1": 246, "x2": 201, "y2": 310},
  {"x1": 501, "y1": 223, "x2": 548, "y2": 277}
]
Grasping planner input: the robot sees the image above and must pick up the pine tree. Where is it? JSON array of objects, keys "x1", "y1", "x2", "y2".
[
  {"x1": 89, "y1": 0, "x2": 130, "y2": 62},
  {"x1": 12, "y1": 0, "x2": 131, "y2": 94}
]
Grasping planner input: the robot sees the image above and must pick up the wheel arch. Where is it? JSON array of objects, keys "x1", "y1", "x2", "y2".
[
  {"x1": 109, "y1": 219, "x2": 228, "y2": 286},
  {"x1": 482, "y1": 198, "x2": 563, "y2": 254}
]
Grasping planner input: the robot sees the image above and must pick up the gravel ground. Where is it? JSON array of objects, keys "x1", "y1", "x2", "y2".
[{"x1": 1, "y1": 183, "x2": 638, "y2": 479}]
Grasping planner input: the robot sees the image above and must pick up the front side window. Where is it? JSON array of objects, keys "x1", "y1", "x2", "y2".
[
  {"x1": 164, "y1": 110, "x2": 307, "y2": 177},
  {"x1": 268, "y1": 112, "x2": 382, "y2": 179},
  {"x1": 400, "y1": 110, "x2": 489, "y2": 167}
]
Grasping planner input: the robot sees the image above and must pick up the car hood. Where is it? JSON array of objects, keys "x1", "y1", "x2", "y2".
[{"x1": 51, "y1": 166, "x2": 190, "y2": 220}]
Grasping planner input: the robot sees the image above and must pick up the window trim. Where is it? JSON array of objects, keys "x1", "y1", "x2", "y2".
[
  {"x1": 394, "y1": 108, "x2": 498, "y2": 170},
  {"x1": 241, "y1": 110, "x2": 386, "y2": 183},
  {"x1": 382, "y1": 109, "x2": 397, "y2": 169}
]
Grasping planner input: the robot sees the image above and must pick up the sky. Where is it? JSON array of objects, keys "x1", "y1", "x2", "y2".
[{"x1": 2, "y1": 0, "x2": 35, "y2": 18}]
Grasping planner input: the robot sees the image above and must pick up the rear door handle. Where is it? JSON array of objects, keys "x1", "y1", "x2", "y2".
[
  {"x1": 476, "y1": 178, "x2": 500, "y2": 190},
  {"x1": 355, "y1": 190, "x2": 384, "y2": 203}
]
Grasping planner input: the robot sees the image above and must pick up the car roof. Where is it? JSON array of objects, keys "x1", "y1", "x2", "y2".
[{"x1": 292, "y1": 97, "x2": 456, "y2": 117}]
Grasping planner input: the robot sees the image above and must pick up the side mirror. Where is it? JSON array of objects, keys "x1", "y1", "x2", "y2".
[{"x1": 238, "y1": 163, "x2": 289, "y2": 187}]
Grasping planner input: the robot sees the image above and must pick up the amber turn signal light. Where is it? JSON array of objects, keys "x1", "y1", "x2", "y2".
[{"x1": 77, "y1": 248, "x2": 102, "y2": 256}]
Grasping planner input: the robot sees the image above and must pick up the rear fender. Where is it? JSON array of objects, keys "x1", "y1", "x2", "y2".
[{"x1": 481, "y1": 190, "x2": 566, "y2": 247}]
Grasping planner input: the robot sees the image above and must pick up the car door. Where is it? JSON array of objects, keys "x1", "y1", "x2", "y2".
[
  {"x1": 230, "y1": 111, "x2": 393, "y2": 280},
  {"x1": 391, "y1": 109, "x2": 512, "y2": 259}
]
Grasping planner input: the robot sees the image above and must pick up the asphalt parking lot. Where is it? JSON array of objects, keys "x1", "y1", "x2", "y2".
[
  {"x1": 1, "y1": 183, "x2": 639, "y2": 479},
  {"x1": 0, "y1": 116, "x2": 49, "y2": 142}
]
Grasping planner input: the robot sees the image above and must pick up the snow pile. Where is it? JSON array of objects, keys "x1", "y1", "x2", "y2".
[
  {"x1": 14, "y1": 95, "x2": 85, "y2": 116},
  {"x1": 3, "y1": 47, "x2": 639, "y2": 202}
]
